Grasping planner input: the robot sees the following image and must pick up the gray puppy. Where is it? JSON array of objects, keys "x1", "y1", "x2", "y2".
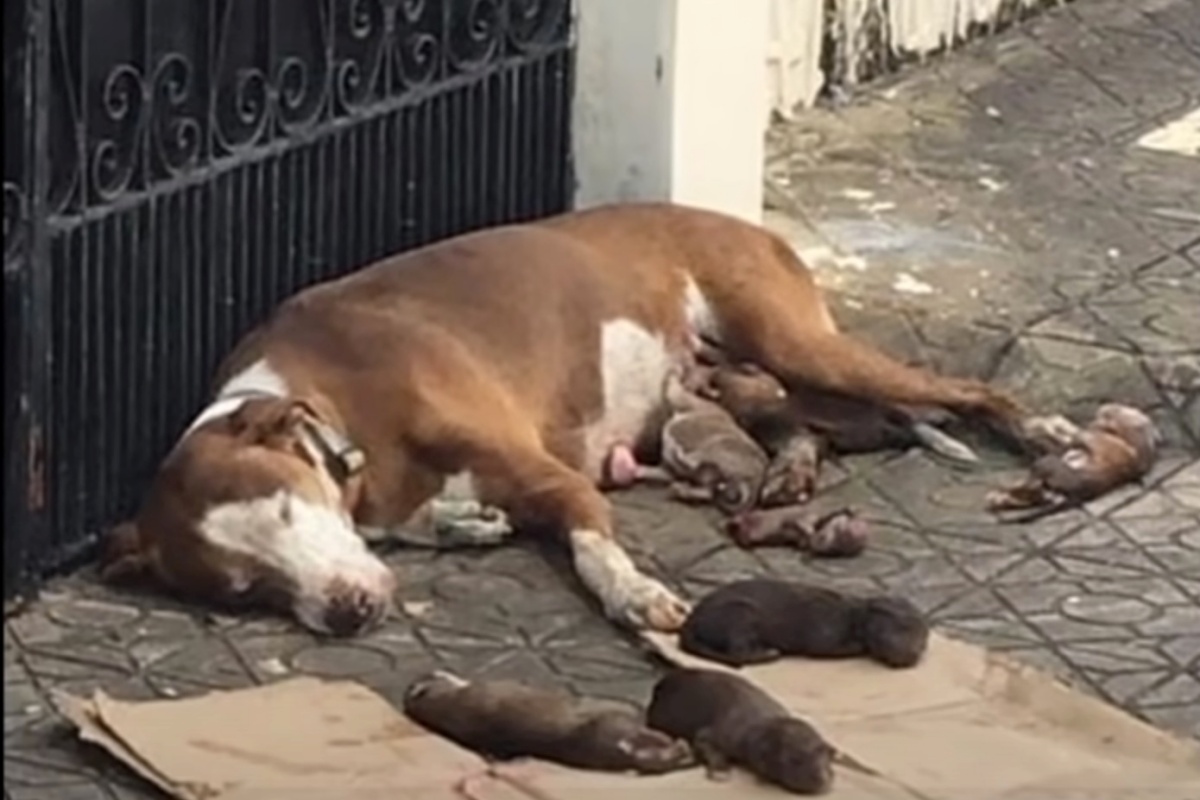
[{"x1": 606, "y1": 372, "x2": 769, "y2": 515}]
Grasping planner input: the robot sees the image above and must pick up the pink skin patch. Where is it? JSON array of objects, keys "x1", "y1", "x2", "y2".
[{"x1": 604, "y1": 443, "x2": 643, "y2": 488}]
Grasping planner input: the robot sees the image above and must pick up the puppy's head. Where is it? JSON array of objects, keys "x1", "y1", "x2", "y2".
[
  {"x1": 862, "y1": 595, "x2": 928, "y2": 669},
  {"x1": 699, "y1": 363, "x2": 789, "y2": 419},
  {"x1": 744, "y1": 717, "x2": 834, "y2": 795},
  {"x1": 1092, "y1": 404, "x2": 1161, "y2": 454},
  {"x1": 403, "y1": 670, "x2": 470, "y2": 709},
  {"x1": 695, "y1": 462, "x2": 760, "y2": 516},
  {"x1": 808, "y1": 509, "x2": 869, "y2": 558}
]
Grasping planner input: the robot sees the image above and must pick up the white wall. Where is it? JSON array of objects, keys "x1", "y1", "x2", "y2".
[
  {"x1": 765, "y1": 0, "x2": 1055, "y2": 116},
  {"x1": 572, "y1": 0, "x2": 770, "y2": 224}
]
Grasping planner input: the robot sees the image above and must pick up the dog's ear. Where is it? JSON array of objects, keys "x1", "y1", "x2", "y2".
[
  {"x1": 98, "y1": 521, "x2": 152, "y2": 585},
  {"x1": 228, "y1": 398, "x2": 312, "y2": 445}
]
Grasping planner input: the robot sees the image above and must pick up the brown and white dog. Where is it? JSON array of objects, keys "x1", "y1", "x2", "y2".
[{"x1": 100, "y1": 203, "x2": 1024, "y2": 637}]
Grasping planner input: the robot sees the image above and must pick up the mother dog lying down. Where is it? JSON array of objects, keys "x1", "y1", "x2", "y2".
[{"x1": 100, "y1": 202, "x2": 1024, "y2": 637}]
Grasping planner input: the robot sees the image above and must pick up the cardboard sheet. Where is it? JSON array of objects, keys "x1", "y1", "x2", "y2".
[{"x1": 54, "y1": 631, "x2": 1200, "y2": 799}]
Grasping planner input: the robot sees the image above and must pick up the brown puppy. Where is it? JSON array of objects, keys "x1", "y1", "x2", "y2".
[
  {"x1": 700, "y1": 361, "x2": 979, "y2": 468},
  {"x1": 725, "y1": 507, "x2": 868, "y2": 558},
  {"x1": 988, "y1": 404, "x2": 1161, "y2": 517},
  {"x1": 606, "y1": 373, "x2": 769, "y2": 515},
  {"x1": 647, "y1": 668, "x2": 844, "y2": 794},
  {"x1": 678, "y1": 578, "x2": 928, "y2": 669},
  {"x1": 402, "y1": 671, "x2": 695, "y2": 774}
]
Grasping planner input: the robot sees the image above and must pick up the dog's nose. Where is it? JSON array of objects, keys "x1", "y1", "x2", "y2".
[{"x1": 322, "y1": 587, "x2": 387, "y2": 637}]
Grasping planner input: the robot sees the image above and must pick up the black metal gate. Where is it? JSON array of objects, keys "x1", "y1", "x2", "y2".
[{"x1": 3, "y1": 0, "x2": 575, "y2": 602}]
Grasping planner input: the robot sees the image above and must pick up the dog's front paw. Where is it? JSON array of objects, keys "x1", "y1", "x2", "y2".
[
  {"x1": 430, "y1": 499, "x2": 514, "y2": 547},
  {"x1": 609, "y1": 574, "x2": 691, "y2": 632}
]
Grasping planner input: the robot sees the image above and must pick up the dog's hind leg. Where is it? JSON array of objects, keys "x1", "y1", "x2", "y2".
[{"x1": 704, "y1": 239, "x2": 1027, "y2": 439}]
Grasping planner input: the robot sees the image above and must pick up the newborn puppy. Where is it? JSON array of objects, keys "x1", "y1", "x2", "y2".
[
  {"x1": 725, "y1": 507, "x2": 868, "y2": 558},
  {"x1": 700, "y1": 361, "x2": 978, "y2": 466},
  {"x1": 403, "y1": 671, "x2": 695, "y2": 774},
  {"x1": 679, "y1": 578, "x2": 928, "y2": 669},
  {"x1": 647, "y1": 668, "x2": 854, "y2": 794},
  {"x1": 607, "y1": 372, "x2": 768, "y2": 515},
  {"x1": 988, "y1": 403, "x2": 1161, "y2": 517}
]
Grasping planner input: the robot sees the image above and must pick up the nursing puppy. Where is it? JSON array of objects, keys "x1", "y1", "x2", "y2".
[
  {"x1": 647, "y1": 668, "x2": 871, "y2": 794},
  {"x1": 606, "y1": 373, "x2": 769, "y2": 515},
  {"x1": 699, "y1": 360, "x2": 979, "y2": 469},
  {"x1": 403, "y1": 671, "x2": 695, "y2": 774},
  {"x1": 725, "y1": 507, "x2": 868, "y2": 558},
  {"x1": 678, "y1": 578, "x2": 928, "y2": 669},
  {"x1": 988, "y1": 403, "x2": 1161, "y2": 518}
]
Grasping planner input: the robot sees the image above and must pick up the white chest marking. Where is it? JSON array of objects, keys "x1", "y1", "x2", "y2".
[
  {"x1": 683, "y1": 276, "x2": 721, "y2": 344},
  {"x1": 583, "y1": 318, "x2": 677, "y2": 478}
]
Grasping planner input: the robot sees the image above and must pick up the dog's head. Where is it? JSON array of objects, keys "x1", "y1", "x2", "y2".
[{"x1": 100, "y1": 395, "x2": 394, "y2": 637}]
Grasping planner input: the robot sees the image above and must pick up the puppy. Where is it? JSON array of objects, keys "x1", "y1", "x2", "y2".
[
  {"x1": 988, "y1": 404, "x2": 1161, "y2": 518},
  {"x1": 678, "y1": 578, "x2": 928, "y2": 669},
  {"x1": 606, "y1": 372, "x2": 768, "y2": 515},
  {"x1": 699, "y1": 361, "x2": 979, "y2": 466},
  {"x1": 725, "y1": 507, "x2": 868, "y2": 558},
  {"x1": 647, "y1": 668, "x2": 872, "y2": 794},
  {"x1": 402, "y1": 671, "x2": 695, "y2": 774}
]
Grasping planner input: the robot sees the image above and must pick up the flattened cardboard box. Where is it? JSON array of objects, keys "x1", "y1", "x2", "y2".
[{"x1": 55, "y1": 631, "x2": 1200, "y2": 800}]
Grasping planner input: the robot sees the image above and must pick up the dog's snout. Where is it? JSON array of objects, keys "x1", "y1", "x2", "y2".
[{"x1": 322, "y1": 585, "x2": 388, "y2": 637}]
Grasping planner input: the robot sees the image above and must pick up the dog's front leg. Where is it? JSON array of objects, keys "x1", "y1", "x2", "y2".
[{"x1": 444, "y1": 432, "x2": 692, "y2": 633}]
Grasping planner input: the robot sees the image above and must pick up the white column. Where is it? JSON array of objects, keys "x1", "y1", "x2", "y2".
[{"x1": 571, "y1": 0, "x2": 769, "y2": 224}]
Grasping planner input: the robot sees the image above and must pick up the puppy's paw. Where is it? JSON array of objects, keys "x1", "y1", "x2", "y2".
[
  {"x1": 705, "y1": 766, "x2": 734, "y2": 783},
  {"x1": 759, "y1": 460, "x2": 816, "y2": 508}
]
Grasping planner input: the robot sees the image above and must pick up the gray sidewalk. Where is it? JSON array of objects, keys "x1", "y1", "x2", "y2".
[{"x1": 5, "y1": 1, "x2": 1198, "y2": 797}]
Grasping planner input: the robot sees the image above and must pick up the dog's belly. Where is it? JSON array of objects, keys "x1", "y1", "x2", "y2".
[{"x1": 581, "y1": 318, "x2": 681, "y2": 481}]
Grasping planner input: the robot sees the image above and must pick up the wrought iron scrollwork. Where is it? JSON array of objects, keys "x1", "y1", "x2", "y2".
[
  {"x1": 151, "y1": 54, "x2": 202, "y2": 178},
  {"x1": 40, "y1": 0, "x2": 572, "y2": 215},
  {"x1": 506, "y1": 0, "x2": 570, "y2": 53},
  {"x1": 396, "y1": 0, "x2": 442, "y2": 88},
  {"x1": 90, "y1": 63, "x2": 145, "y2": 201},
  {"x1": 446, "y1": 0, "x2": 503, "y2": 72}
]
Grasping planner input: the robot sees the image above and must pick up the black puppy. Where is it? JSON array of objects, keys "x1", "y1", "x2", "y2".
[
  {"x1": 647, "y1": 667, "x2": 873, "y2": 794},
  {"x1": 678, "y1": 578, "x2": 928, "y2": 669},
  {"x1": 403, "y1": 671, "x2": 695, "y2": 774}
]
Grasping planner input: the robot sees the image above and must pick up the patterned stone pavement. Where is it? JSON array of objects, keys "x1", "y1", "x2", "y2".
[{"x1": 5, "y1": 1, "x2": 1199, "y2": 797}]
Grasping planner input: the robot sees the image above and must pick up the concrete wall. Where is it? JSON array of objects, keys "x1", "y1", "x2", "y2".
[
  {"x1": 767, "y1": 0, "x2": 1068, "y2": 114},
  {"x1": 571, "y1": 0, "x2": 770, "y2": 224}
]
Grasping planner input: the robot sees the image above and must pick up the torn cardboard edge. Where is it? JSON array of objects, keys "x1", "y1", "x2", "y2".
[
  {"x1": 51, "y1": 632, "x2": 1200, "y2": 800},
  {"x1": 53, "y1": 689, "x2": 186, "y2": 799}
]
